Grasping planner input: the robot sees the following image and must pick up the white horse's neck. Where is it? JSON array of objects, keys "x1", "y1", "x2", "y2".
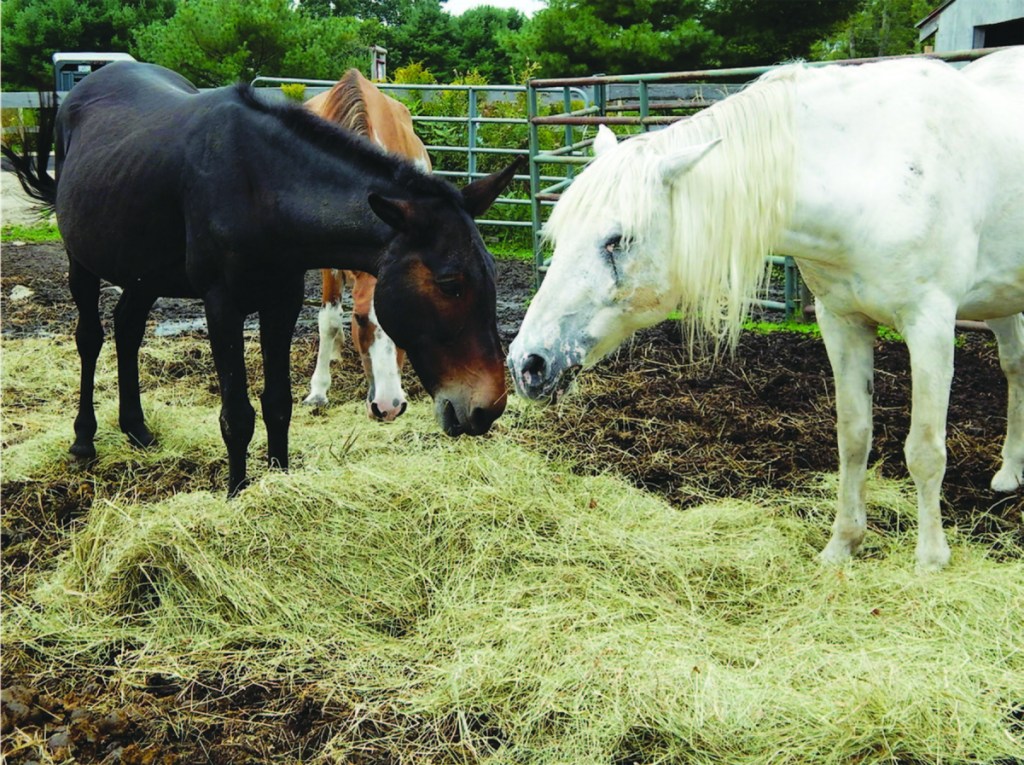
[{"x1": 657, "y1": 69, "x2": 799, "y2": 349}]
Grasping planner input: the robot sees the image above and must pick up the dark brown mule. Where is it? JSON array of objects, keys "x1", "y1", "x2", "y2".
[
  {"x1": 303, "y1": 69, "x2": 432, "y2": 419},
  {"x1": 3, "y1": 62, "x2": 518, "y2": 495}
]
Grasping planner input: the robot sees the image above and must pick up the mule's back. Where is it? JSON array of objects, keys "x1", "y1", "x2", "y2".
[{"x1": 55, "y1": 63, "x2": 215, "y2": 293}]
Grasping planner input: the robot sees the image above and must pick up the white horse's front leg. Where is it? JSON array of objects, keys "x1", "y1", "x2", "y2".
[
  {"x1": 901, "y1": 310, "x2": 957, "y2": 572},
  {"x1": 817, "y1": 303, "x2": 877, "y2": 565},
  {"x1": 988, "y1": 314, "x2": 1024, "y2": 493}
]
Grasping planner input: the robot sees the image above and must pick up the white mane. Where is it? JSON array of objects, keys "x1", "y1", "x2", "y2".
[{"x1": 545, "y1": 66, "x2": 800, "y2": 352}]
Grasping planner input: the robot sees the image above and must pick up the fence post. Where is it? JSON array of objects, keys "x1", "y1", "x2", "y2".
[
  {"x1": 467, "y1": 87, "x2": 478, "y2": 184},
  {"x1": 528, "y1": 85, "x2": 544, "y2": 288}
]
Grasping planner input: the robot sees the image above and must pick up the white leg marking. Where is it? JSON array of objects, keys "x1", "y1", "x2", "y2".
[
  {"x1": 365, "y1": 301, "x2": 407, "y2": 421},
  {"x1": 989, "y1": 314, "x2": 1024, "y2": 493},
  {"x1": 303, "y1": 301, "x2": 346, "y2": 406}
]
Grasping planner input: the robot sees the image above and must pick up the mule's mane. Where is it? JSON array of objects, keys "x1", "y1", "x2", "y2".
[
  {"x1": 545, "y1": 66, "x2": 800, "y2": 353},
  {"x1": 232, "y1": 83, "x2": 454, "y2": 201},
  {"x1": 318, "y1": 70, "x2": 372, "y2": 137}
]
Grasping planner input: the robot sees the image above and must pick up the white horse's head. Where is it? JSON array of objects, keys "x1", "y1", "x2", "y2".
[{"x1": 509, "y1": 125, "x2": 721, "y2": 402}]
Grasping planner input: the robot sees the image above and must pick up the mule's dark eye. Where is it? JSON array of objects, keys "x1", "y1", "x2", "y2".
[
  {"x1": 603, "y1": 234, "x2": 622, "y2": 254},
  {"x1": 436, "y1": 277, "x2": 463, "y2": 298}
]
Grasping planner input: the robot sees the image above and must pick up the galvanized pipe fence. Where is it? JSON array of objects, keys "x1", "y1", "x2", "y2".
[
  {"x1": 3, "y1": 46, "x2": 1005, "y2": 321},
  {"x1": 526, "y1": 46, "x2": 1006, "y2": 317}
]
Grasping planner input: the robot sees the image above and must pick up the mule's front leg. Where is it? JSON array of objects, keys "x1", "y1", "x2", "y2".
[
  {"x1": 988, "y1": 315, "x2": 1024, "y2": 493},
  {"x1": 113, "y1": 287, "x2": 158, "y2": 448},
  {"x1": 68, "y1": 260, "x2": 103, "y2": 460},
  {"x1": 205, "y1": 287, "x2": 255, "y2": 497},
  {"x1": 259, "y1": 276, "x2": 304, "y2": 471},
  {"x1": 817, "y1": 304, "x2": 877, "y2": 565},
  {"x1": 902, "y1": 311, "x2": 956, "y2": 572}
]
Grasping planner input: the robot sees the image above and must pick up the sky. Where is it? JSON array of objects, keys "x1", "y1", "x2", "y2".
[{"x1": 444, "y1": 0, "x2": 546, "y2": 16}]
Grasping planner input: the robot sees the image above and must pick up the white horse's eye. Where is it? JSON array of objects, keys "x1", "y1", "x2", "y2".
[{"x1": 603, "y1": 235, "x2": 622, "y2": 254}]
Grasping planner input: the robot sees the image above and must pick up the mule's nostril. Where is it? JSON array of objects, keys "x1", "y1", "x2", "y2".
[
  {"x1": 398, "y1": 401, "x2": 408, "y2": 416},
  {"x1": 469, "y1": 406, "x2": 497, "y2": 434},
  {"x1": 522, "y1": 353, "x2": 546, "y2": 377},
  {"x1": 371, "y1": 402, "x2": 385, "y2": 420}
]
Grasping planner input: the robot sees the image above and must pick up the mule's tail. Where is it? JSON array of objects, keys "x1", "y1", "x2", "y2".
[{"x1": 1, "y1": 91, "x2": 58, "y2": 211}]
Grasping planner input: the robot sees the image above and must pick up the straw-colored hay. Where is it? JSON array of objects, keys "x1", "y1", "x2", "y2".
[{"x1": 2, "y1": 335, "x2": 1022, "y2": 763}]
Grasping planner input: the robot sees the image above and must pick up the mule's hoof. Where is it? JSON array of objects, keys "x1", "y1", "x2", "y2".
[
  {"x1": 69, "y1": 441, "x2": 97, "y2": 461},
  {"x1": 303, "y1": 393, "x2": 328, "y2": 407},
  {"x1": 126, "y1": 428, "x2": 157, "y2": 449},
  {"x1": 227, "y1": 477, "x2": 251, "y2": 499},
  {"x1": 991, "y1": 467, "x2": 1022, "y2": 494}
]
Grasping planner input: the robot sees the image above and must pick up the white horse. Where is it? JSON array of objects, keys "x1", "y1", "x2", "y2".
[{"x1": 509, "y1": 48, "x2": 1024, "y2": 571}]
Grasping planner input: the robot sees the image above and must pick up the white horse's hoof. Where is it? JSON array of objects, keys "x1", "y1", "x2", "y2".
[
  {"x1": 303, "y1": 393, "x2": 328, "y2": 407},
  {"x1": 915, "y1": 541, "x2": 951, "y2": 573},
  {"x1": 819, "y1": 538, "x2": 854, "y2": 566},
  {"x1": 990, "y1": 467, "x2": 1022, "y2": 494}
]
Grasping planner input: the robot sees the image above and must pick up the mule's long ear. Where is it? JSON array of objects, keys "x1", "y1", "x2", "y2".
[
  {"x1": 369, "y1": 194, "x2": 415, "y2": 232},
  {"x1": 659, "y1": 138, "x2": 722, "y2": 184},
  {"x1": 462, "y1": 156, "x2": 524, "y2": 218},
  {"x1": 593, "y1": 124, "x2": 618, "y2": 156}
]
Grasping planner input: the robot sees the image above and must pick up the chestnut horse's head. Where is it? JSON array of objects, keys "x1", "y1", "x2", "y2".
[{"x1": 369, "y1": 160, "x2": 521, "y2": 436}]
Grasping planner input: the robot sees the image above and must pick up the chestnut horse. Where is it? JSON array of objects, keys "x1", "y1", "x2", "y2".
[
  {"x1": 303, "y1": 69, "x2": 431, "y2": 420},
  {"x1": 3, "y1": 61, "x2": 518, "y2": 495}
]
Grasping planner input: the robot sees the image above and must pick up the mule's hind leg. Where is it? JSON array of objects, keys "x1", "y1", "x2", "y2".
[
  {"x1": 900, "y1": 309, "x2": 957, "y2": 572},
  {"x1": 988, "y1": 314, "x2": 1024, "y2": 493},
  {"x1": 204, "y1": 286, "x2": 255, "y2": 497},
  {"x1": 68, "y1": 259, "x2": 103, "y2": 460},
  {"x1": 817, "y1": 303, "x2": 876, "y2": 564},
  {"x1": 259, "y1": 275, "x2": 304, "y2": 471},
  {"x1": 113, "y1": 287, "x2": 158, "y2": 448},
  {"x1": 303, "y1": 269, "x2": 345, "y2": 406}
]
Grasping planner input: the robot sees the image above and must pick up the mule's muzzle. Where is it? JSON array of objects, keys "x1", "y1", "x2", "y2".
[
  {"x1": 437, "y1": 393, "x2": 506, "y2": 437},
  {"x1": 509, "y1": 352, "x2": 580, "y2": 404}
]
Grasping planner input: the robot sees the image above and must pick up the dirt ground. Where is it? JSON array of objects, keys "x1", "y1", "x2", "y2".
[{"x1": 2, "y1": 239, "x2": 1022, "y2": 762}]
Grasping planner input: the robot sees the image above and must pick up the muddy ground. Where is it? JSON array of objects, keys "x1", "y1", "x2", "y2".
[{"x1": 2, "y1": 240, "x2": 1022, "y2": 763}]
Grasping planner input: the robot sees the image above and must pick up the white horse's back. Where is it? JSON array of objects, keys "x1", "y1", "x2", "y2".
[{"x1": 782, "y1": 52, "x2": 1024, "y2": 324}]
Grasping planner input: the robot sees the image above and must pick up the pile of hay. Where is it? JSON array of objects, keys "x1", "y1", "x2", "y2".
[{"x1": 2, "y1": 333, "x2": 1022, "y2": 763}]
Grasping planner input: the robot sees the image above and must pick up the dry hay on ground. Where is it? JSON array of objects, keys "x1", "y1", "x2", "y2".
[{"x1": 2, "y1": 333, "x2": 1023, "y2": 764}]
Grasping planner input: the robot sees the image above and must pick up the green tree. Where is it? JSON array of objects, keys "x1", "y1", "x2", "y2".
[
  {"x1": 134, "y1": 0, "x2": 367, "y2": 86},
  {"x1": 451, "y1": 6, "x2": 527, "y2": 83},
  {"x1": 703, "y1": 0, "x2": 862, "y2": 67},
  {"x1": 379, "y1": 1, "x2": 456, "y2": 77},
  {"x1": 1, "y1": 0, "x2": 175, "y2": 90},
  {"x1": 811, "y1": 0, "x2": 933, "y2": 60},
  {"x1": 512, "y1": 0, "x2": 719, "y2": 77}
]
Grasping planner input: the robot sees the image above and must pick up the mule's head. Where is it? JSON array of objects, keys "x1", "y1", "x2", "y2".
[
  {"x1": 370, "y1": 160, "x2": 520, "y2": 435},
  {"x1": 508, "y1": 126, "x2": 720, "y2": 403}
]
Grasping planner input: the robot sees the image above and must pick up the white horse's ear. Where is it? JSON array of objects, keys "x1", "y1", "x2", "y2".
[
  {"x1": 593, "y1": 124, "x2": 618, "y2": 156},
  {"x1": 659, "y1": 138, "x2": 722, "y2": 184}
]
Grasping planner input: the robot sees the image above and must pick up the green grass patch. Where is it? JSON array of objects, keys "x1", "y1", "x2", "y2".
[{"x1": 2, "y1": 220, "x2": 62, "y2": 243}]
